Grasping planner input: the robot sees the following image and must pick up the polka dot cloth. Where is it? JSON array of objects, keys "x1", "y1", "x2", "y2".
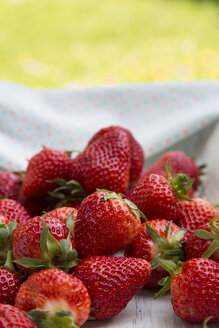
[{"x1": 0, "y1": 80, "x2": 218, "y2": 170}]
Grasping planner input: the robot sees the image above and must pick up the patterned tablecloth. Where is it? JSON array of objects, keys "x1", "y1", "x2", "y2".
[{"x1": 0, "y1": 80, "x2": 218, "y2": 170}]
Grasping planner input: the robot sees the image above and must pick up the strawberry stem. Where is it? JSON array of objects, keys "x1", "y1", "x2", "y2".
[
  {"x1": 194, "y1": 217, "x2": 219, "y2": 259},
  {"x1": 165, "y1": 159, "x2": 193, "y2": 201}
]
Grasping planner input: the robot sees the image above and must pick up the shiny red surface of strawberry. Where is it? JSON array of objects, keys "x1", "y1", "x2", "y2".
[
  {"x1": 42, "y1": 206, "x2": 78, "y2": 225},
  {"x1": 73, "y1": 256, "x2": 151, "y2": 320},
  {"x1": 88, "y1": 125, "x2": 144, "y2": 185},
  {"x1": 170, "y1": 258, "x2": 219, "y2": 323},
  {"x1": 127, "y1": 174, "x2": 180, "y2": 221},
  {"x1": 22, "y1": 148, "x2": 72, "y2": 197},
  {"x1": 15, "y1": 269, "x2": 91, "y2": 327},
  {"x1": 0, "y1": 304, "x2": 38, "y2": 328},
  {"x1": 69, "y1": 129, "x2": 131, "y2": 194},
  {"x1": 0, "y1": 199, "x2": 30, "y2": 224},
  {"x1": 74, "y1": 191, "x2": 142, "y2": 258},
  {"x1": 177, "y1": 198, "x2": 219, "y2": 230},
  {"x1": 0, "y1": 268, "x2": 21, "y2": 305}
]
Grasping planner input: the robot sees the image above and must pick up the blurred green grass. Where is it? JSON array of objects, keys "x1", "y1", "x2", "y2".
[{"x1": 0, "y1": 0, "x2": 218, "y2": 87}]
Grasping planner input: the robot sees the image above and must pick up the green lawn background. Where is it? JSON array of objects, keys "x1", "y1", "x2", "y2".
[{"x1": 0, "y1": 0, "x2": 218, "y2": 87}]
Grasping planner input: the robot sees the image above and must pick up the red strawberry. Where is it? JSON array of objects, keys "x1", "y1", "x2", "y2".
[
  {"x1": 127, "y1": 161, "x2": 194, "y2": 221},
  {"x1": 0, "y1": 267, "x2": 21, "y2": 305},
  {"x1": 185, "y1": 217, "x2": 219, "y2": 262},
  {"x1": 127, "y1": 174, "x2": 178, "y2": 221},
  {"x1": 144, "y1": 151, "x2": 200, "y2": 190},
  {"x1": 88, "y1": 125, "x2": 144, "y2": 185},
  {"x1": 0, "y1": 171, "x2": 22, "y2": 200},
  {"x1": 0, "y1": 198, "x2": 30, "y2": 224},
  {"x1": 125, "y1": 219, "x2": 186, "y2": 288},
  {"x1": 22, "y1": 148, "x2": 72, "y2": 197},
  {"x1": 0, "y1": 304, "x2": 38, "y2": 328},
  {"x1": 13, "y1": 215, "x2": 77, "y2": 274},
  {"x1": 15, "y1": 269, "x2": 91, "y2": 327},
  {"x1": 170, "y1": 258, "x2": 219, "y2": 323},
  {"x1": 73, "y1": 256, "x2": 151, "y2": 320},
  {"x1": 74, "y1": 190, "x2": 144, "y2": 258},
  {"x1": 69, "y1": 128, "x2": 131, "y2": 194},
  {"x1": 177, "y1": 198, "x2": 219, "y2": 230},
  {"x1": 42, "y1": 206, "x2": 78, "y2": 225}
]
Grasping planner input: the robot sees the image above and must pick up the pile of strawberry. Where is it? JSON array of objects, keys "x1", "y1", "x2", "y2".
[{"x1": 0, "y1": 125, "x2": 218, "y2": 328}]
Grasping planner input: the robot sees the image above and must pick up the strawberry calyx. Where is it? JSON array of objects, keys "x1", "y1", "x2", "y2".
[
  {"x1": 165, "y1": 160, "x2": 194, "y2": 201},
  {"x1": 26, "y1": 309, "x2": 79, "y2": 328},
  {"x1": 47, "y1": 178, "x2": 87, "y2": 208},
  {"x1": 14, "y1": 212, "x2": 80, "y2": 272},
  {"x1": 97, "y1": 189, "x2": 146, "y2": 220},
  {"x1": 146, "y1": 221, "x2": 187, "y2": 270},
  {"x1": 194, "y1": 217, "x2": 219, "y2": 258},
  {"x1": 155, "y1": 260, "x2": 184, "y2": 298},
  {"x1": 0, "y1": 219, "x2": 17, "y2": 266}
]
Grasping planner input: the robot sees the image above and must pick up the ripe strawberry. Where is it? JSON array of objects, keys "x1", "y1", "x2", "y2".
[
  {"x1": 170, "y1": 258, "x2": 219, "y2": 323},
  {"x1": 177, "y1": 198, "x2": 219, "y2": 230},
  {"x1": 0, "y1": 304, "x2": 38, "y2": 328},
  {"x1": 42, "y1": 207, "x2": 78, "y2": 225},
  {"x1": 88, "y1": 125, "x2": 144, "y2": 185},
  {"x1": 0, "y1": 198, "x2": 30, "y2": 224},
  {"x1": 22, "y1": 148, "x2": 72, "y2": 197},
  {"x1": 15, "y1": 269, "x2": 91, "y2": 327},
  {"x1": 125, "y1": 219, "x2": 186, "y2": 288},
  {"x1": 144, "y1": 151, "x2": 200, "y2": 190},
  {"x1": 184, "y1": 217, "x2": 219, "y2": 262},
  {"x1": 13, "y1": 215, "x2": 77, "y2": 274},
  {"x1": 0, "y1": 267, "x2": 21, "y2": 305},
  {"x1": 69, "y1": 128, "x2": 131, "y2": 194},
  {"x1": 74, "y1": 190, "x2": 144, "y2": 258},
  {"x1": 0, "y1": 171, "x2": 22, "y2": 200},
  {"x1": 73, "y1": 256, "x2": 151, "y2": 320},
  {"x1": 127, "y1": 160, "x2": 194, "y2": 221}
]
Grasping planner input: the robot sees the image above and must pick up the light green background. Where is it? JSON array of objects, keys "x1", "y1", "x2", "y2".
[{"x1": 0, "y1": 0, "x2": 218, "y2": 87}]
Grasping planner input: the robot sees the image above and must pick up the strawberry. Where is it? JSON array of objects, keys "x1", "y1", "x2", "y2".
[
  {"x1": 144, "y1": 151, "x2": 200, "y2": 190},
  {"x1": 69, "y1": 128, "x2": 131, "y2": 194},
  {"x1": 42, "y1": 207, "x2": 78, "y2": 225},
  {"x1": 177, "y1": 198, "x2": 219, "y2": 230},
  {"x1": 73, "y1": 256, "x2": 151, "y2": 320},
  {"x1": 127, "y1": 159, "x2": 194, "y2": 221},
  {"x1": 74, "y1": 190, "x2": 144, "y2": 258},
  {"x1": 0, "y1": 267, "x2": 21, "y2": 305},
  {"x1": 12, "y1": 214, "x2": 77, "y2": 275},
  {"x1": 22, "y1": 148, "x2": 72, "y2": 197},
  {"x1": 169, "y1": 258, "x2": 219, "y2": 323},
  {"x1": 185, "y1": 217, "x2": 219, "y2": 262},
  {"x1": 0, "y1": 171, "x2": 22, "y2": 200},
  {"x1": 88, "y1": 125, "x2": 144, "y2": 185},
  {"x1": 15, "y1": 268, "x2": 91, "y2": 327},
  {"x1": 0, "y1": 198, "x2": 30, "y2": 224},
  {"x1": 0, "y1": 304, "x2": 38, "y2": 328},
  {"x1": 125, "y1": 219, "x2": 186, "y2": 288}
]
